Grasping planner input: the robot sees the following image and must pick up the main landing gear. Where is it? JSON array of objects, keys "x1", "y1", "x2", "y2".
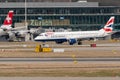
[{"x1": 78, "y1": 41, "x2": 82, "y2": 45}]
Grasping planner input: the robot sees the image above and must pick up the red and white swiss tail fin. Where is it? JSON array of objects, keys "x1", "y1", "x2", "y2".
[
  {"x1": 100, "y1": 16, "x2": 115, "y2": 33},
  {"x1": 1, "y1": 10, "x2": 14, "y2": 30}
]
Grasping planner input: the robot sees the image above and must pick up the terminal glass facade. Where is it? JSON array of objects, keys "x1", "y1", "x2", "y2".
[
  {"x1": 0, "y1": 6, "x2": 120, "y2": 31},
  {"x1": 0, "y1": 0, "x2": 72, "y2": 2}
]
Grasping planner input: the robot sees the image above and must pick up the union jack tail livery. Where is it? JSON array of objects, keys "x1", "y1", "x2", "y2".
[
  {"x1": 102, "y1": 16, "x2": 115, "y2": 33},
  {"x1": 1, "y1": 10, "x2": 14, "y2": 30}
]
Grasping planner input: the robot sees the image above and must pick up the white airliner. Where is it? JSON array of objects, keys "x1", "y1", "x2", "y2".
[
  {"x1": 35, "y1": 16, "x2": 115, "y2": 45},
  {"x1": 0, "y1": 10, "x2": 38, "y2": 41}
]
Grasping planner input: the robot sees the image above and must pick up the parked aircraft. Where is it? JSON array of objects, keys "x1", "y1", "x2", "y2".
[
  {"x1": 34, "y1": 16, "x2": 115, "y2": 45},
  {"x1": 0, "y1": 10, "x2": 38, "y2": 41}
]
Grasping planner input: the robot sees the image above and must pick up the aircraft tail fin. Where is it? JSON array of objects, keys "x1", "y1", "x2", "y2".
[
  {"x1": 1, "y1": 10, "x2": 14, "y2": 30},
  {"x1": 100, "y1": 16, "x2": 115, "y2": 33}
]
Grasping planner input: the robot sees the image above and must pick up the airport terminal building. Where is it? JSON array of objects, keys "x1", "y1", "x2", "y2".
[{"x1": 0, "y1": 0, "x2": 120, "y2": 32}]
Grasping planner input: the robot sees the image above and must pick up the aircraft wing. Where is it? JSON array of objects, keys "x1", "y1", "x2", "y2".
[
  {"x1": 11, "y1": 26, "x2": 27, "y2": 31},
  {"x1": 6, "y1": 27, "x2": 40, "y2": 41}
]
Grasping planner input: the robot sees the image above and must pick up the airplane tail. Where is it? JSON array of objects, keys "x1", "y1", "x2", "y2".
[
  {"x1": 1, "y1": 10, "x2": 14, "y2": 30},
  {"x1": 100, "y1": 16, "x2": 115, "y2": 33}
]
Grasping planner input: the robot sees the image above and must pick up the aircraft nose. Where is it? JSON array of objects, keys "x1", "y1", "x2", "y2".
[{"x1": 34, "y1": 36, "x2": 39, "y2": 41}]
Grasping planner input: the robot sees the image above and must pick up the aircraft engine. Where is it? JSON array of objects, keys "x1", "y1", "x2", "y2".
[
  {"x1": 15, "y1": 32, "x2": 26, "y2": 37},
  {"x1": 68, "y1": 39, "x2": 77, "y2": 45},
  {"x1": 7, "y1": 32, "x2": 16, "y2": 41}
]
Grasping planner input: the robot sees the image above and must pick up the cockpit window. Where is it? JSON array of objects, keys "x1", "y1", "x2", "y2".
[
  {"x1": 39, "y1": 33, "x2": 47, "y2": 36},
  {"x1": 39, "y1": 34, "x2": 43, "y2": 36},
  {"x1": 39, "y1": 33, "x2": 44, "y2": 36}
]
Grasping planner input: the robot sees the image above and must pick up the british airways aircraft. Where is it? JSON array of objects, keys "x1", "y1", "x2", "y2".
[{"x1": 34, "y1": 16, "x2": 115, "y2": 45}]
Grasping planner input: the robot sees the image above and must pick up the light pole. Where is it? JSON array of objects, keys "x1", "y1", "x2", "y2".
[
  {"x1": 25, "y1": 0, "x2": 30, "y2": 41},
  {"x1": 25, "y1": 0, "x2": 27, "y2": 29}
]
